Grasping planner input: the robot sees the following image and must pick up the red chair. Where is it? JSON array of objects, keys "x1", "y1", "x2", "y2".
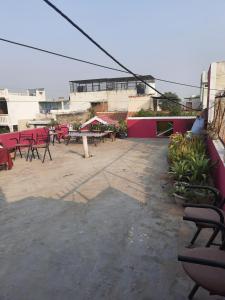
[
  {"x1": 10, "y1": 132, "x2": 34, "y2": 159},
  {"x1": 178, "y1": 219, "x2": 225, "y2": 299},
  {"x1": 0, "y1": 143, "x2": 13, "y2": 170},
  {"x1": 27, "y1": 133, "x2": 52, "y2": 163}
]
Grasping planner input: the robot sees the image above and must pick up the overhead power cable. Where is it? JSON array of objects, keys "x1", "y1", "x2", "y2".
[
  {"x1": 0, "y1": 37, "x2": 220, "y2": 111},
  {"x1": 0, "y1": 37, "x2": 127, "y2": 74},
  {"x1": 41, "y1": 0, "x2": 200, "y2": 111},
  {"x1": 0, "y1": 37, "x2": 222, "y2": 94}
]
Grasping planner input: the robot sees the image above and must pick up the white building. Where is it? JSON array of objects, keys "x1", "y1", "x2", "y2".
[
  {"x1": 69, "y1": 75, "x2": 157, "y2": 113},
  {"x1": 184, "y1": 95, "x2": 201, "y2": 110},
  {"x1": 200, "y1": 71, "x2": 208, "y2": 109},
  {"x1": 203, "y1": 61, "x2": 225, "y2": 121},
  {"x1": 0, "y1": 88, "x2": 67, "y2": 131}
]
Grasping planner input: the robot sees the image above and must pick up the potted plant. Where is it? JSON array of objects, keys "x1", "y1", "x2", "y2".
[
  {"x1": 72, "y1": 122, "x2": 81, "y2": 131},
  {"x1": 173, "y1": 183, "x2": 189, "y2": 205},
  {"x1": 116, "y1": 120, "x2": 127, "y2": 139},
  {"x1": 90, "y1": 123, "x2": 101, "y2": 132}
]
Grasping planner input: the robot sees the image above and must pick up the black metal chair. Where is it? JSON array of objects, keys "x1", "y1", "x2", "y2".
[
  {"x1": 27, "y1": 133, "x2": 52, "y2": 163},
  {"x1": 180, "y1": 183, "x2": 224, "y2": 247},
  {"x1": 178, "y1": 218, "x2": 225, "y2": 299}
]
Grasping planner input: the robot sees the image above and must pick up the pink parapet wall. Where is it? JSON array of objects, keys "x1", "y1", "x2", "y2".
[
  {"x1": 127, "y1": 117, "x2": 195, "y2": 138},
  {"x1": 207, "y1": 138, "x2": 225, "y2": 198}
]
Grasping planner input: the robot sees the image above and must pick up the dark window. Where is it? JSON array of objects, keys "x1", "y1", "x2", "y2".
[
  {"x1": 77, "y1": 85, "x2": 87, "y2": 92},
  {"x1": 0, "y1": 100, "x2": 8, "y2": 114},
  {"x1": 136, "y1": 83, "x2": 146, "y2": 95}
]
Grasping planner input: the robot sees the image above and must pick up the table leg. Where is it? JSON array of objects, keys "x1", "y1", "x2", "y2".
[{"x1": 82, "y1": 136, "x2": 90, "y2": 158}]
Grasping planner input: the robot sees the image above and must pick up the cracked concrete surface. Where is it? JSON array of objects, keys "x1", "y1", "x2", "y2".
[{"x1": 0, "y1": 138, "x2": 222, "y2": 299}]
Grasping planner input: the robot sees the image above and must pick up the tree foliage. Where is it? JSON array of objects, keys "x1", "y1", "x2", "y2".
[{"x1": 159, "y1": 92, "x2": 181, "y2": 115}]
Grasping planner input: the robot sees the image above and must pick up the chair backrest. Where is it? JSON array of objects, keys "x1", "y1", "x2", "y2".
[
  {"x1": 19, "y1": 132, "x2": 34, "y2": 144},
  {"x1": 36, "y1": 133, "x2": 50, "y2": 144}
]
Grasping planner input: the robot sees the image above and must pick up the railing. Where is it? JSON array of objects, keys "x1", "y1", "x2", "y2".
[{"x1": 0, "y1": 114, "x2": 9, "y2": 126}]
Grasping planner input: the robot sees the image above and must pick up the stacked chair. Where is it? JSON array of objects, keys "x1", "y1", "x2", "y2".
[{"x1": 178, "y1": 184, "x2": 225, "y2": 299}]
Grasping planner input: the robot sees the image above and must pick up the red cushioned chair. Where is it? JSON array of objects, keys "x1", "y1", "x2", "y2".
[{"x1": 178, "y1": 219, "x2": 225, "y2": 299}]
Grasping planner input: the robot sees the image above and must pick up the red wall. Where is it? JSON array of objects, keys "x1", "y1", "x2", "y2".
[
  {"x1": 81, "y1": 120, "x2": 100, "y2": 132},
  {"x1": 0, "y1": 128, "x2": 48, "y2": 148},
  {"x1": 207, "y1": 138, "x2": 225, "y2": 198},
  {"x1": 127, "y1": 118, "x2": 195, "y2": 138}
]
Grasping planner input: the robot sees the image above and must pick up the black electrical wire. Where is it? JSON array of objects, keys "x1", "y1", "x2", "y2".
[
  {"x1": 0, "y1": 37, "x2": 128, "y2": 74},
  {"x1": 41, "y1": 0, "x2": 200, "y2": 111},
  {"x1": 0, "y1": 38, "x2": 201, "y2": 107},
  {"x1": 0, "y1": 37, "x2": 220, "y2": 111},
  {"x1": 0, "y1": 37, "x2": 222, "y2": 94}
]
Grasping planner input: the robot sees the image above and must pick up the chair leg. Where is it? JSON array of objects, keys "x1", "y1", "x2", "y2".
[
  {"x1": 26, "y1": 147, "x2": 31, "y2": 161},
  {"x1": 206, "y1": 228, "x2": 219, "y2": 247},
  {"x1": 188, "y1": 283, "x2": 200, "y2": 299},
  {"x1": 47, "y1": 146, "x2": 52, "y2": 161},
  {"x1": 18, "y1": 147, "x2": 22, "y2": 158},
  {"x1": 188, "y1": 227, "x2": 202, "y2": 247},
  {"x1": 42, "y1": 148, "x2": 47, "y2": 163},
  {"x1": 29, "y1": 148, "x2": 34, "y2": 162},
  {"x1": 14, "y1": 148, "x2": 17, "y2": 160},
  {"x1": 35, "y1": 149, "x2": 40, "y2": 160}
]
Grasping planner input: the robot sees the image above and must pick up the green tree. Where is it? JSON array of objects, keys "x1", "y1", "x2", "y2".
[{"x1": 158, "y1": 92, "x2": 181, "y2": 115}]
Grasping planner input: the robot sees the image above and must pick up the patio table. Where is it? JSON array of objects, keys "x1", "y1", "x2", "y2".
[
  {"x1": 67, "y1": 131, "x2": 111, "y2": 158},
  {"x1": 0, "y1": 148, "x2": 13, "y2": 170}
]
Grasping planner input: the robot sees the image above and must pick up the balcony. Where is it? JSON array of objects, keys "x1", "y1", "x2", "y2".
[{"x1": 0, "y1": 114, "x2": 9, "y2": 126}]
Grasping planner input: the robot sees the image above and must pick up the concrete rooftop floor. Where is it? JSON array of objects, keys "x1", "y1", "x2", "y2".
[{"x1": 0, "y1": 138, "x2": 222, "y2": 300}]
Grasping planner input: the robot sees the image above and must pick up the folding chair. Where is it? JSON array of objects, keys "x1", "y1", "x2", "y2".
[
  {"x1": 28, "y1": 133, "x2": 52, "y2": 163},
  {"x1": 10, "y1": 132, "x2": 34, "y2": 159}
]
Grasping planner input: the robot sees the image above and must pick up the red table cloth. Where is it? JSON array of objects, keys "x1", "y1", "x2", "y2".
[{"x1": 0, "y1": 148, "x2": 13, "y2": 170}]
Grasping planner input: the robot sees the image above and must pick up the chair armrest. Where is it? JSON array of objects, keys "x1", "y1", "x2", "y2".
[
  {"x1": 184, "y1": 203, "x2": 224, "y2": 224},
  {"x1": 178, "y1": 255, "x2": 225, "y2": 269},
  {"x1": 188, "y1": 185, "x2": 220, "y2": 205},
  {"x1": 183, "y1": 216, "x2": 225, "y2": 234},
  {"x1": 9, "y1": 137, "x2": 19, "y2": 143},
  {"x1": 178, "y1": 182, "x2": 220, "y2": 205}
]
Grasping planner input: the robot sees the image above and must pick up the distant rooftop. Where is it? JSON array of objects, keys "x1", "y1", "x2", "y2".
[
  {"x1": 70, "y1": 75, "x2": 154, "y2": 85},
  {"x1": 70, "y1": 75, "x2": 155, "y2": 93}
]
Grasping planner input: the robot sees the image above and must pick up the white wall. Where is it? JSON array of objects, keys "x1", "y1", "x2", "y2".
[
  {"x1": 208, "y1": 62, "x2": 225, "y2": 121},
  {"x1": 200, "y1": 71, "x2": 208, "y2": 109},
  {"x1": 3, "y1": 89, "x2": 46, "y2": 127},
  {"x1": 69, "y1": 81, "x2": 156, "y2": 112}
]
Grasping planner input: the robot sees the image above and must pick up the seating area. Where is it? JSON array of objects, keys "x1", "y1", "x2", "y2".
[
  {"x1": 178, "y1": 184, "x2": 225, "y2": 299},
  {"x1": 0, "y1": 128, "x2": 53, "y2": 166},
  {"x1": 0, "y1": 124, "x2": 118, "y2": 169}
]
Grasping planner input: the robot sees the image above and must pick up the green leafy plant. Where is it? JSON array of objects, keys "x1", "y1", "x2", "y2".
[
  {"x1": 187, "y1": 154, "x2": 210, "y2": 184},
  {"x1": 168, "y1": 133, "x2": 210, "y2": 185},
  {"x1": 169, "y1": 160, "x2": 191, "y2": 182},
  {"x1": 49, "y1": 119, "x2": 59, "y2": 127},
  {"x1": 72, "y1": 122, "x2": 81, "y2": 131},
  {"x1": 0, "y1": 127, "x2": 10, "y2": 134}
]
